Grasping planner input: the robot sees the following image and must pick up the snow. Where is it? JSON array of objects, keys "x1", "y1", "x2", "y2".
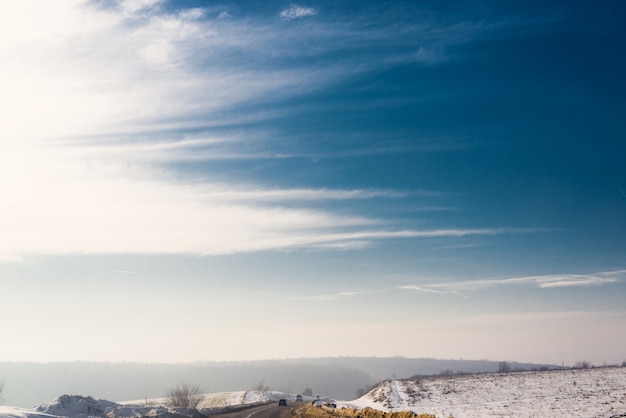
[
  {"x1": 2, "y1": 368, "x2": 626, "y2": 418},
  {"x1": 339, "y1": 367, "x2": 626, "y2": 418},
  {"x1": 34, "y1": 395, "x2": 119, "y2": 418},
  {"x1": 0, "y1": 406, "x2": 57, "y2": 418},
  {"x1": 123, "y1": 390, "x2": 289, "y2": 409},
  {"x1": 0, "y1": 391, "x2": 295, "y2": 418}
]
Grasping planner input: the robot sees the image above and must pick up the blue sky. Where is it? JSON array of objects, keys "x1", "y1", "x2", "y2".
[{"x1": 1, "y1": 0, "x2": 625, "y2": 365}]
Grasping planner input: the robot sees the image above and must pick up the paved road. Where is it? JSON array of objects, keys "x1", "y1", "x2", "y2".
[{"x1": 211, "y1": 401, "x2": 296, "y2": 418}]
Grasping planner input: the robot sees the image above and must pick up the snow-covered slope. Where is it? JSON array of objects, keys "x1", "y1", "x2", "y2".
[
  {"x1": 341, "y1": 367, "x2": 626, "y2": 418},
  {"x1": 0, "y1": 407, "x2": 57, "y2": 418},
  {"x1": 4, "y1": 369, "x2": 626, "y2": 418},
  {"x1": 0, "y1": 391, "x2": 286, "y2": 418},
  {"x1": 122, "y1": 389, "x2": 278, "y2": 409}
]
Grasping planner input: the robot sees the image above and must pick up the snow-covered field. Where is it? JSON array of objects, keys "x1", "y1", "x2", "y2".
[
  {"x1": 1, "y1": 367, "x2": 625, "y2": 418},
  {"x1": 341, "y1": 367, "x2": 626, "y2": 418}
]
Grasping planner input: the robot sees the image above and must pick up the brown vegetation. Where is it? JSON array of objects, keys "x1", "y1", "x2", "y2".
[{"x1": 292, "y1": 404, "x2": 434, "y2": 418}]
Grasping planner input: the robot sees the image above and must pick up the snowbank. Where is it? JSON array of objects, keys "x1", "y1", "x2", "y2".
[
  {"x1": 2, "y1": 391, "x2": 286, "y2": 418},
  {"x1": 34, "y1": 395, "x2": 119, "y2": 418}
]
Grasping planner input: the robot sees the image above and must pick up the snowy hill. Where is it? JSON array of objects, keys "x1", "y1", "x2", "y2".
[
  {"x1": 340, "y1": 367, "x2": 626, "y2": 418},
  {"x1": 0, "y1": 391, "x2": 286, "y2": 418},
  {"x1": 3, "y1": 369, "x2": 626, "y2": 418}
]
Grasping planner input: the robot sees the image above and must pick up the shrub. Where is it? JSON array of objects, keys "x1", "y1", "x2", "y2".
[
  {"x1": 294, "y1": 404, "x2": 434, "y2": 418},
  {"x1": 253, "y1": 380, "x2": 271, "y2": 393},
  {"x1": 164, "y1": 383, "x2": 206, "y2": 409}
]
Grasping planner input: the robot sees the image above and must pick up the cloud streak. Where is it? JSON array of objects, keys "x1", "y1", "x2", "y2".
[
  {"x1": 0, "y1": 1, "x2": 545, "y2": 259},
  {"x1": 295, "y1": 290, "x2": 367, "y2": 302},
  {"x1": 280, "y1": 5, "x2": 317, "y2": 20},
  {"x1": 400, "y1": 270, "x2": 626, "y2": 296},
  {"x1": 0, "y1": 0, "x2": 496, "y2": 146},
  {"x1": 306, "y1": 270, "x2": 626, "y2": 303}
]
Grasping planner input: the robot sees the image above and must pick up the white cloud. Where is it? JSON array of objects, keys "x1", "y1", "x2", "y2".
[
  {"x1": 0, "y1": 1, "x2": 516, "y2": 259},
  {"x1": 0, "y1": 0, "x2": 485, "y2": 144},
  {"x1": 0, "y1": 1, "x2": 334, "y2": 146},
  {"x1": 532, "y1": 274, "x2": 619, "y2": 288},
  {"x1": 1, "y1": 139, "x2": 533, "y2": 256},
  {"x1": 0, "y1": 152, "x2": 378, "y2": 256},
  {"x1": 401, "y1": 270, "x2": 625, "y2": 296},
  {"x1": 279, "y1": 4, "x2": 317, "y2": 20},
  {"x1": 119, "y1": 0, "x2": 164, "y2": 15},
  {"x1": 398, "y1": 285, "x2": 452, "y2": 295}
]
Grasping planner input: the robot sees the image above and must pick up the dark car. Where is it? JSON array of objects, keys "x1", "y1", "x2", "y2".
[
  {"x1": 278, "y1": 399, "x2": 287, "y2": 406},
  {"x1": 295, "y1": 395, "x2": 303, "y2": 402}
]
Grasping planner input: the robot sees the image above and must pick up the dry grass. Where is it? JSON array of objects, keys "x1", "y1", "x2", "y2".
[{"x1": 292, "y1": 404, "x2": 435, "y2": 418}]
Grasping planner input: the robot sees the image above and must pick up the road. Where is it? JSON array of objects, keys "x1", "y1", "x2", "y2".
[{"x1": 211, "y1": 401, "x2": 296, "y2": 418}]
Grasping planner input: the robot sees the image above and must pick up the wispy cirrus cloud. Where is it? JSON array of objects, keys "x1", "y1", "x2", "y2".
[
  {"x1": 205, "y1": 227, "x2": 542, "y2": 255},
  {"x1": 279, "y1": 4, "x2": 317, "y2": 21},
  {"x1": 118, "y1": 0, "x2": 164, "y2": 15},
  {"x1": 0, "y1": 0, "x2": 492, "y2": 145},
  {"x1": 400, "y1": 270, "x2": 626, "y2": 297},
  {"x1": 305, "y1": 270, "x2": 626, "y2": 303},
  {"x1": 0, "y1": 1, "x2": 540, "y2": 260}
]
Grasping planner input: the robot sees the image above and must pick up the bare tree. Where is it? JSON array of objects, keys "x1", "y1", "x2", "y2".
[
  {"x1": 574, "y1": 361, "x2": 591, "y2": 369},
  {"x1": 498, "y1": 362, "x2": 511, "y2": 373},
  {"x1": 253, "y1": 379, "x2": 271, "y2": 394},
  {"x1": 0, "y1": 380, "x2": 4, "y2": 404},
  {"x1": 164, "y1": 383, "x2": 206, "y2": 409}
]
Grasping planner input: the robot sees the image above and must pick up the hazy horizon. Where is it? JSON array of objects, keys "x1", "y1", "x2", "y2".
[
  {"x1": 1, "y1": 0, "x2": 625, "y2": 367},
  {"x1": 0, "y1": 357, "x2": 565, "y2": 408}
]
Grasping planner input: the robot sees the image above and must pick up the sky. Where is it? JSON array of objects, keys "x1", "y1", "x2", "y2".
[{"x1": 1, "y1": 0, "x2": 625, "y2": 367}]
